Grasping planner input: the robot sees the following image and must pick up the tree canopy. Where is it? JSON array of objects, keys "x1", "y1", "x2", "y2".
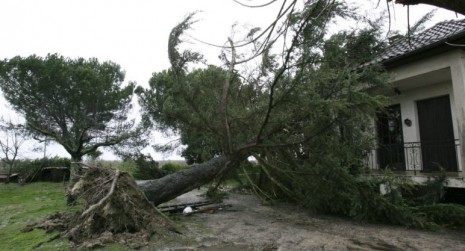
[
  {"x1": 137, "y1": 0, "x2": 390, "y2": 204},
  {"x1": 138, "y1": 1, "x2": 388, "y2": 163},
  {"x1": 0, "y1": 54, "x2": 145, "y2": 165},
  {"x1": 137, "y1": 0, "x2": 465, "y2": 229}
]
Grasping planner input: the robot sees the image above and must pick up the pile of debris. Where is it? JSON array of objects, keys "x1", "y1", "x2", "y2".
[{"x1": 24, "y1": 167, "x2": 178, "y2": 249}]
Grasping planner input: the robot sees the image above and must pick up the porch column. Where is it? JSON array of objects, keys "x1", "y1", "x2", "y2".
[{"x1": 450, "y1": 52, "x2": 465, "y2": 177}]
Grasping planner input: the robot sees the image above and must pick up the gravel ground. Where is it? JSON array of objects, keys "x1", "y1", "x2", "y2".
[{"x1": 151, "y1": 190, "x2": 465, "y2": 251}]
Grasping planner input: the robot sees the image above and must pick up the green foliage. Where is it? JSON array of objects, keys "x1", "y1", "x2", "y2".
[
  {"x1": 112, "y1": 159, "x2": 138, "y2": 175},
  {"x1": 204, "y1": 188, "x2": 229, "y2": 203},
  {"x1": 409, "y1": 10, "x2": 436, "y2": 35},
  {"x1": 0, "y1": 54, "x2": 145, "y2": 162},
  {"x1": 136, "y1": 0, "x2": 465, "y2": 230},
  {"x1": 409, "y1": 171, "x2": 447, "y2": 205},
  {"x1": 256, "y1": 155, "x2": 465, "y2": 229},
  {"x1": 131, "y1": 153, "x2": 162, "y2": 180},
  {"x1": 0, "y1": 157, "x2": 71, "y2": 181},
  {"x1": 160, "y1": 162, "x2": 186, "y2": 176},
  {"x1": 111, "y1": 159, "x2": 186, "y2": 180},
  {"x1": 138, "y1": 65, "x2": 252, "y2": 164},
  {"x1": 138, "y1": 1, "x2": 388, "y2": 166},
  {"x1": 416, "y1": 204, "x2": 465, "y2": 229}
]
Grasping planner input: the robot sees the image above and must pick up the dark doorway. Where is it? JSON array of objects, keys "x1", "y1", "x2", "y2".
[
  {"x1": 377, "y1": 104, "x2": 405, "y2": 170},
  {"x1": 417, "y1": 95, "x2": 457, "y2": 172}
]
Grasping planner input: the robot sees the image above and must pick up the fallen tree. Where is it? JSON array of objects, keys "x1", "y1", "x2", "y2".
[
  {"x1": 136, "y1": 0, "x2": 387, "y2": 208},
  {"x1": 136, "y1": 0, "x2": 465, "y2": 231},
  {"x1": 138, "y1": 152, "x2": 247, "y2": 205}
]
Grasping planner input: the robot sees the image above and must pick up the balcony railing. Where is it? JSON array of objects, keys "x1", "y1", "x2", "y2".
[{"x1": 364, "y1": 139, "x2": 460, "y2": 174}]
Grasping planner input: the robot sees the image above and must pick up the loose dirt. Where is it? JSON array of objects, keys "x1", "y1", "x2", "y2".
[{"x1": 152, "y1": 189, "x2": 465, "y2": 251}]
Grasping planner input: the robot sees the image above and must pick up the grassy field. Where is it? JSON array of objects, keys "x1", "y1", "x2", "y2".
[{"x1": 0, "y1": 182, "x2": 74, "y2": 251}]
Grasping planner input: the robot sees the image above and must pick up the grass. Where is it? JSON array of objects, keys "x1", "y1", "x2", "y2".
[
  {"x1": 0, "y1": 181, "x2": 210, "y2": 250},
  {"x1": 0, "y1": 182, "x2": 182, "y2": 251},
  {"x1": 0, "y1": 182, "x2": 73, "y2": 251}
]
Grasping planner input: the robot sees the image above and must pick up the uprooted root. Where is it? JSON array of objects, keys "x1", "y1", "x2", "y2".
[{"x1": 25, "y1": 167, "x2": 178, "y2": 249}]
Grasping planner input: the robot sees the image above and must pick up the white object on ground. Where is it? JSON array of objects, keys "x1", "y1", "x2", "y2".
[{"x1": 183, "y1": 206, "x2": 193, "y2": 214}]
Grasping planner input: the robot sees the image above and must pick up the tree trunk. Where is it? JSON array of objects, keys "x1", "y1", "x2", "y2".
[
  {"x1": 67, "y1": 156, "x2": 83, "y2": 205},
  {"x1": 69, "y1": 156, "x2": 83, "y2": 183},
  {"x1": 138, "y1": 153, "x2": 244, "y2": 205}
]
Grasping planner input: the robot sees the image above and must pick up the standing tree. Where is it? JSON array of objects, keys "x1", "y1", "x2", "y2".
[
  {"x1": 0, "y1": 54, "x2": 145, "y2": 184},
  {"x1": 136, "y1": 0, "x2": 388, "y2": 205},
  {"x1": 0, "y1": 120, "x2": 25, "y2": 184}
]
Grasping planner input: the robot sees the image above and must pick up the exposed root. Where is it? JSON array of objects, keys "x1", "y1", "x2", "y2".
[
  {"x1": 26, "y1": 166, "x2": 178, "y2": 249},
  {"x1": 80, "y1": 170, "x2": 120, "y2": 218}
]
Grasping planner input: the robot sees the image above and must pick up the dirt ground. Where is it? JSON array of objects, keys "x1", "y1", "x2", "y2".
[{"x1": 151, "y1": 190, "x2": 465, "y2": 251}]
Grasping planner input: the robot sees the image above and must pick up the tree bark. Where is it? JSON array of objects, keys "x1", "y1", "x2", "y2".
[
  {"x1": 138, "y1": 153, "x2": 244, "y2": 205},
  {"x1": 67, "y1": 156, "x2": 83, "y2": 205},
  {"x1": 393, "y1": 0, "x2": 465, "y2": 15},
  {"x1": 69, "y1": 155, "x2": 83, "y2": 183}
]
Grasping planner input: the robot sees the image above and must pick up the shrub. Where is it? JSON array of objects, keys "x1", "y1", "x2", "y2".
[
  {"x1": 131, "y1": 154, "x2": 162, "y2": 180},
  {"x1": 1, "y1": 157, "x2": 71, "y2": 182},
  {"x1": 160, "y1": 162, "x2": 186, "y2": 176}
]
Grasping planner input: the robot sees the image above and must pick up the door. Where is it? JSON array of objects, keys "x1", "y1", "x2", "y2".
[
  {"x1": 417, "y1": 95, "x2": 457, "y2": 172},
  {"x1": 377, "y1": 104, "x2": 405, "y2": 170}
]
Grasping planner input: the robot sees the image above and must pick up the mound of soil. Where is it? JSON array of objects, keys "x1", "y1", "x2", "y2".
[{"x1": 26, "y1": 167, "x2": 177, "y2": 249}]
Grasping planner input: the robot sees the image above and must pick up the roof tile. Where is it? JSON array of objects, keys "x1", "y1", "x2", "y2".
[{"x1": 378, "y1": 19, "x2": 465, "y2": 64}]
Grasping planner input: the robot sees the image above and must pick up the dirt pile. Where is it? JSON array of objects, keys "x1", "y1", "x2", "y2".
[{"x1": 25, "y1": 167, "x2": 177, "y2": 249}]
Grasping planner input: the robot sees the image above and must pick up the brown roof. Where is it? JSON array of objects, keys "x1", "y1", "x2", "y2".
[{"x1": 377, "y1": 19, "x2": 465, "y2": 65}]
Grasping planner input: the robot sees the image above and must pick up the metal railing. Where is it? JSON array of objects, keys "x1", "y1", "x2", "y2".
[{"x1": 364, "y1": 139, "x2": 460, "y2": 174}]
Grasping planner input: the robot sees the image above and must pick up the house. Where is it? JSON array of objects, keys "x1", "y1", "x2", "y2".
[{"x1": 365, "y1": 19, "x2": 465, "y2": 188}]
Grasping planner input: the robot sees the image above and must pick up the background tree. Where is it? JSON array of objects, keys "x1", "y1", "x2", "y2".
[
  {"x1": 0, "y1": 120, "x2": 26, "y2": 184},
  {"x1": 0, "y1": 54, "x2": 145, "y2": 182}
]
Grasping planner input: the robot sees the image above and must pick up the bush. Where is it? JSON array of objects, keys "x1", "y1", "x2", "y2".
[
  {"x1": 251, "y1": 153, "x2": 465, "y2": 230},
  {"x1": 0, "y1": 157, "x2": 71, "y2": 182},
  {"x1": 160, "y1": 162, "x2": 186, "y2": 176},
  {"x1": 131, "y1": 154, "x2": 162, "y2": 180}
]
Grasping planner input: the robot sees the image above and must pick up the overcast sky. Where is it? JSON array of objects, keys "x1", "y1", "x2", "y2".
[{"x1": 0, "y1": 0, "x2": 462, "y2": 161}]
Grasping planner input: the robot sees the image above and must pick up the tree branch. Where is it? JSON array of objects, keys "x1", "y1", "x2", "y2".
[
  {"x1": 220, "y1": 38, "x2": 236, "y2": 154},
  {"x1": 391, "y1": 0, "x2": 465, "y2": 15},
  {"x1": 256, "y1": 0, "x2": 336, "y2": 143}
]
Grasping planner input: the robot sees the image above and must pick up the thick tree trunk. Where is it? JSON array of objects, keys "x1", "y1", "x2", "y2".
[
  {"x1": 67, "y1": 156, "x2": 83, "y2": 205},
  {"x1": 138, "y1": 153, "x2": 244, "y2": 205},
  {"x1": 69, "y1": 156, "x2": 83, "y2": 183},
  {"x1": 393, "y1": 0, "x2": 465, "y2": 15}
]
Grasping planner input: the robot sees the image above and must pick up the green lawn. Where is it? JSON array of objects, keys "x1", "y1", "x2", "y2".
[{"x1": 0, "y1": 182, "x2": 73, "y2": 251}]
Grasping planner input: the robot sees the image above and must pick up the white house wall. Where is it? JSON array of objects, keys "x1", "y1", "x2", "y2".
[
  {"x1": 388, "y1": 50, "x2": 462, "y2": 82},
  {"x1": 390, "y1": 81, "x2": 455, "y2": 143},
  {"x1": 389, "y1": 81, "x2": 461, "y2": 171},
  {"x1": 389, "y1": 49, "x2": 465, "y2": 173},
  {"x1": 376, "y1": 49, "x2": 465, "y2": 175}
]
